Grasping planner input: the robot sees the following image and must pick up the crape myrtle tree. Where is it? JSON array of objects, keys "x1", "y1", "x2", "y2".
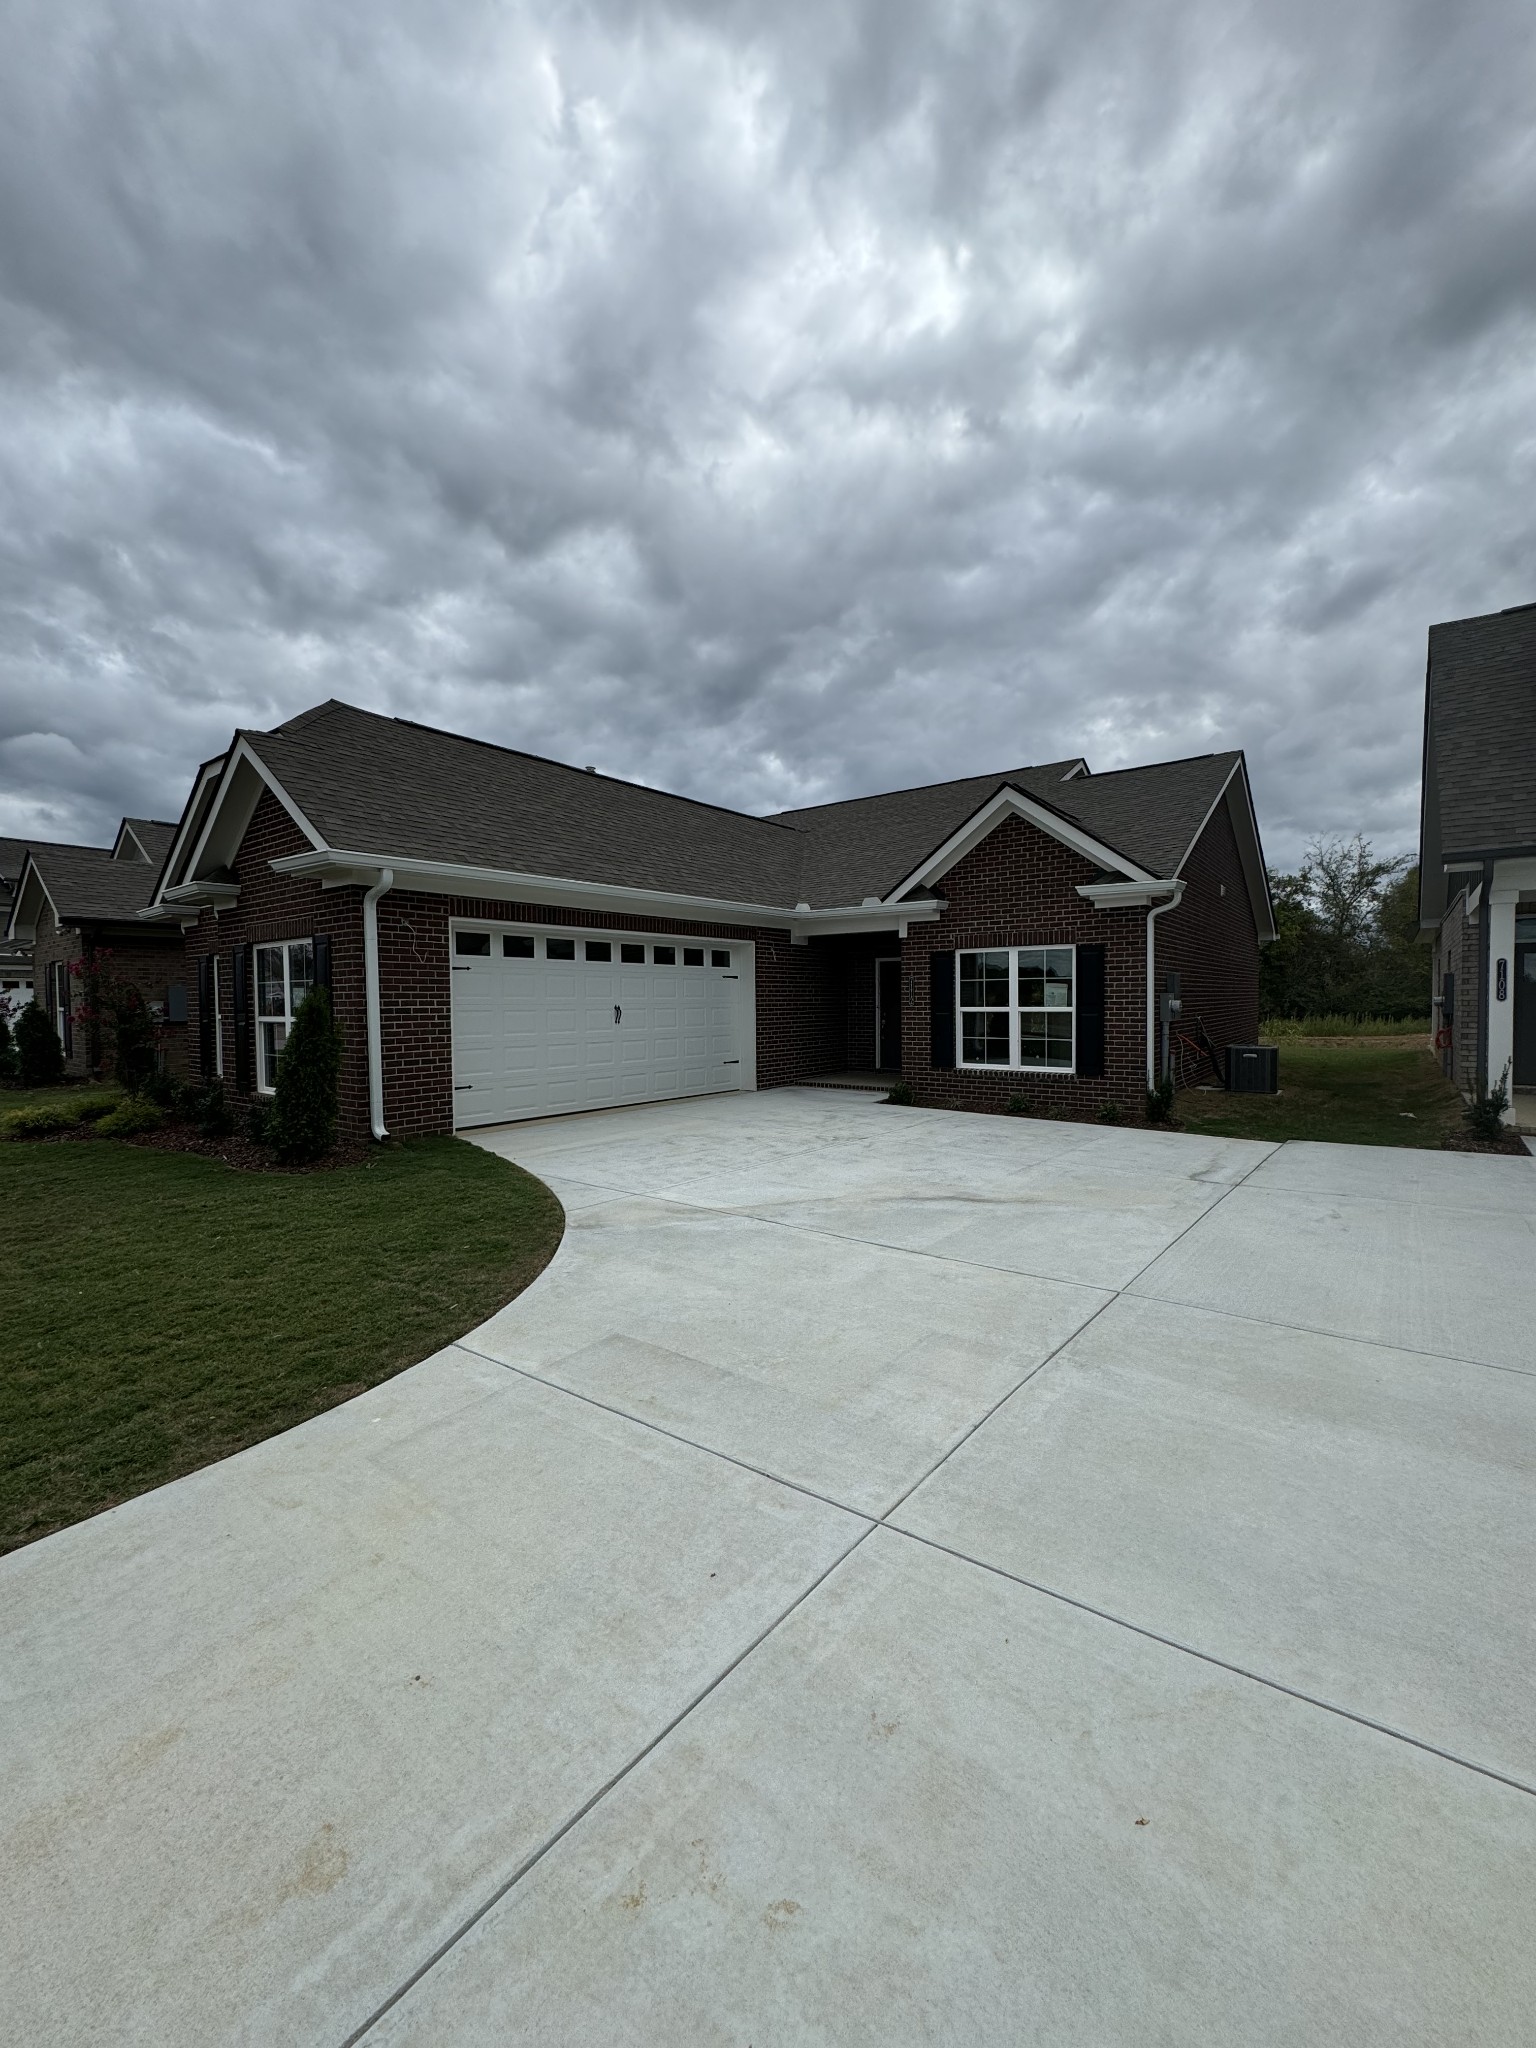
[
  {"x1": 270, "y1": 982, "x2": 343, "y2": 1163},
  {"x1": 1259, "y1": 836, "x2": 1430, "y2": 1020},
  {"x1": 73, "y1": 950, "x2": 159, "y2": 1091}
]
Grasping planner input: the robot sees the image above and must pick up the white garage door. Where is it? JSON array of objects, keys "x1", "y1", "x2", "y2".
[{"x1": 450, "y1": 924, "x2": 749, "y2": 1128}]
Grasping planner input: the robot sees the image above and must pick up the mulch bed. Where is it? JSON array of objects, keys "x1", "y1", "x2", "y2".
[
  {"x1": 42, "y1": 1122, "x2": 372, "y2": 1173},
  {"x1": 1440, "y1": 1131, "x2": 1531, "y2": 1156}
]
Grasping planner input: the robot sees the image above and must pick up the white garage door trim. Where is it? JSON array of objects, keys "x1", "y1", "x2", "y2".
[{"x1": 449, "y1": 919, "x2": 757, "y2": 1129}]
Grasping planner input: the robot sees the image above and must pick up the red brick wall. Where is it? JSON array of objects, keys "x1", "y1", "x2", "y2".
[
  {"x1": 1433, "y1": 887, "x2": 1478, "y2": 1090},
  {"x1": 900, "y1": 810, "x2": 1148, "y2": 1117},
  {"x1": 186, "y1": 787, "x2": 832, "y2": 1136},
  {"x1": 184, "y1": 792, "x2": 371, "y2": 1138},
  {"x1": 32, "y1": 901, "x2": 190, "y2": 1079},
  {"x1": 1156, "y1": 791, "x2": 1261, "y2": 1068}
]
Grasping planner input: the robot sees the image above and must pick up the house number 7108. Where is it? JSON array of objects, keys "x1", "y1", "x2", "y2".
[{"x1": 1496, "y1": 958, "x2": 1508, "y2": 1002}]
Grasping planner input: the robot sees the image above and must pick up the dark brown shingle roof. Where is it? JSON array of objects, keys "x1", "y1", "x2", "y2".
[
  {"x1": 1425, "y1": 605, "x2": 1536, "y2": 858},
  {"x1": 25, "y1": 843, "x2": 160, "y2": 922},
  {"x1": 237, "y1": 701, "x2": 1247, "y2": 909}
]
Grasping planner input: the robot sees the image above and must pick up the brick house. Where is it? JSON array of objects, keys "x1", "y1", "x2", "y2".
[
  {"x1": 1419, "y1": 601, "x2": 1536, "y2": 1126},
  {"x1": 4, "y1": 821, "x2": 187, "y2": 1076},
  {"x1": 0, "y1": 839, "x2": 36, "y2": 1011},
  {"x1": 145, "y1": 701, "x2": 1272, "y2": 1141}
]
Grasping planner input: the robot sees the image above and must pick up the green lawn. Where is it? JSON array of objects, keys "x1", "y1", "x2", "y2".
[
  {"x1": 1175, "y1": 1040, "x2": 1466, "y2": 1148},
  {"x1": 0, "y1": 1136, "x2": 563, "y2": 1552}
]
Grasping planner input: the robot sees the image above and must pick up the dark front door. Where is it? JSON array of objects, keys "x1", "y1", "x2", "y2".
[
  {"x1": 876, "y1": 957, "x2": 902, "y2": 1071},
  {"x1": 1515, "y1": 943, "x2": 1536, "y2": 1086}
]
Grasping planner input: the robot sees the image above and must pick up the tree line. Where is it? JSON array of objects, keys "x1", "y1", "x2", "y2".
[{"x1": 1260, "y1": 836, "x2": 1428, "y2": 1021}]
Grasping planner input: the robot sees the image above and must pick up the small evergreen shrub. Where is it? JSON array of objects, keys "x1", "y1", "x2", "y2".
[
  {"x1": 1096, "y1": 1100, "x2": 1125, "y2": 1124},
  {"x1": 94, "y1": 1099, "x2": 167, "y2": 1138},
  {"x1": 140, "y1": 1067, "x2": 182, "y2": 1110},
  {"x1": 270, "y1": 984, "x2": 343, "y2": 1163},
  {"x1": 0, "y1": 1010, "x2": 19, "y2": 1085},
  {"x1": 884, "y1": 1081, "x2": 914, "y2": 1106},
  {"x1": 247, "y1": 1099, "x2": 274, "y2": 1145},
  {"x1": 15, "y1": 1003, "x2": 64, "y2": 1087},
  {"x1": 1464, "y1": 1063, "x2": 1511, "y2": 1144},
  {"x1": 1145, "y1": 1075, "x2": 1176, "y2": 1125},
  {"x1": 190, "y1": 1078, "x2": 235, "y2": 1138},
  {"x1": 1004, "y1": 1094, "x2": 1033, "y2": 1117},
  {"x1": 1, "y1": 1102, "x2": 80, "y2": 1139}
]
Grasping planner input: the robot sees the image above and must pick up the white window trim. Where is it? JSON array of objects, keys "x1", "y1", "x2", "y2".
[
  {"x1": 956, "y1": 945, "x2": 1077, "y2": 1075},
  {"x1": 212, "y1": 956, "x2": 224, "y2": 1078},
  {"x1": 253, "y1": 939, "x2": 314, "y2": 1094}
]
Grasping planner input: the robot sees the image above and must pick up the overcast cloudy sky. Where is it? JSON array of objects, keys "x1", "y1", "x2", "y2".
[{"x1": 2, "y1": 0, "x2": 1533, "y2": 868}]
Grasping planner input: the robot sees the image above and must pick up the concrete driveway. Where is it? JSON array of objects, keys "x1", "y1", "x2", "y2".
[{"x1": 5, "y1": 1090, "x2": 1535, "y2": 2044}]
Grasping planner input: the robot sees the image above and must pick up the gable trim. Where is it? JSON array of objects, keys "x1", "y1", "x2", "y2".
[
  {"x1": 162, "y1": 738, "x2": 326, "y2": 902},
  {"x1": 1172, "y1": 756, "x2": 1275, "y2": 944},
  {"x1": 882, "y1": 784, "x2": 1159, "y2": 903},
  {"x1": 3, "y1": 854, "x2": 59, "y2": 943}
]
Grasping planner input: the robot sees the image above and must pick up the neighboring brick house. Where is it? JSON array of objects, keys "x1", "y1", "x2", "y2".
[
  {"x1": 0, "y1": 838, "x2": 36, "y2": 1011},
  {"x1": 1419, "y1": 602, "x2": 1536, "y2": 1126},
  {"x1": 3, "y1": 821, "x2": 187, "y2": 1077},
  {"x1": 145, "y1": 700, "x2": 1272, "y2": 1139}
]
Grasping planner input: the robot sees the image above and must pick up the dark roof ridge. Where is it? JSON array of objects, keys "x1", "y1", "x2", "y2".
[
  {"x1": 374, "y1": 707, "x2": 808, "y2": 840},
  {"x1": 1051, "y1": 748, "x2": 1240, "y2": 786},
  {"x1": 766, "y1": 759, "x2": 1083, "y2": 821},
  {"x1": 1429, "y1": 601, "x2": 1536, "y2": 630}
]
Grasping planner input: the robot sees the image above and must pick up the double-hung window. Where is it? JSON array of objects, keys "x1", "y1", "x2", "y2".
[
  {"x1": 957, "y1": 946, "x2": 1075, "y2": 1071},
  {"x1": 254, "y1": 939, "x2": 314, "y2": 1093}
]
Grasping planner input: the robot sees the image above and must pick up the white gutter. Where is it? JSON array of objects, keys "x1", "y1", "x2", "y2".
[
  {"x1": 1145, "y1": 880, "x2": 1187, "y2": 1086},
  {"x1": 362, "y1": 868, "x2": 394, "y2": 1141},
  {"x1": 269, "y1": 847, "x2": 943, "y2": 941}
]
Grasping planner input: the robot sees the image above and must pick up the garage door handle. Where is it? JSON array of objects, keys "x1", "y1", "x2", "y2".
[{"x1": 614, "y1": 1004, "x2": 622, "y2": 1025}]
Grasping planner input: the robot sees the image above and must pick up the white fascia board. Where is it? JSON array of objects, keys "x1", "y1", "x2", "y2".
[
  {"x1": 272, "y1": 849, "x2": 804, "y2": 928},
  {"x1": 883, "y1": 785, "x2": 1156, "y2": 903},
  {"x1": 1075, "y1": 879, "x2": 1181, "y2": 909},
  {"x1": 272, "y1": 847, "x2": 948, "y2": 938},
  {"x1": 150, "y1": 754, "x2": 229, "y2": 905},
  {"x1": 3, "y1": 858, "x2": 55, "y2": 943},
  {"x1": 1488, "y1": 856, "x2": 1536, "y2": 897},
  {"x1": 177, "y1": 739, "x2": 325, "y2": 892}
]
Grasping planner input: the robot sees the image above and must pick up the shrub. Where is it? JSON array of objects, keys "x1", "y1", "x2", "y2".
[
  {"x1": 140, "y1": 1067, "x2": 183, "y2": 1110},
  {"x1": 247, "y1": 1099, "x2": 274, "y2": 1146},
  {"x1": 1004, "y1": 1094, "x2": 1033, "y2": 1117},
  {"x1": 94, "y1": 1099, "x2": 167, "y2": 1138},
  {"x1": 74, "y1": 1094, "x2": 122, "y2": 1123},
  {"x1": 1145, "y1": 1074, "x2": 1175, "y2": 1125},
  {"x1": 1096, "y1": 1100, "x2": 1125, "y2": 1124},
  {"x1": 0, "y1": 1010, "x2": 19, "y2": 1086},
  {"x1": 189, "y1": 1078, "x2": 235, "y2": 1138},
  {"x1": 1, "y1": 1102, "x2": 80, "y2": 1140},
  {"x1": 1464, "y1": 1063, "x2": 1511, "y2": 1144},
  {"x1": 884, "y1": 1080, "x2": 914, "y2": 1106},
  {"x1": 14, "y1": 1003, "x2": 64, "y2": 1087},
  {"x1": 270, "y1": 985, "x2": 343, "y2": 1162}
]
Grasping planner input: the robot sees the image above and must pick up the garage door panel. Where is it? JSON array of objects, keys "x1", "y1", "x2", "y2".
[{"x1": 451, "y1": 929, "x2": 747, "y2": 1128}]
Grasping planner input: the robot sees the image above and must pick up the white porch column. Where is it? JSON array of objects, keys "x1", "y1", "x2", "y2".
[{"x1": 1486, "y1": 869, "x2": 1519, "y2": 1122}]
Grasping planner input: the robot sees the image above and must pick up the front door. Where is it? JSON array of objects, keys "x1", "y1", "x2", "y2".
[
  {"x1": 876, "y1": 957, "x2": 902, "y2": 1071},
  {"x1": 1515, "y1": 942, "x2": 1536, "y2": 1087}
]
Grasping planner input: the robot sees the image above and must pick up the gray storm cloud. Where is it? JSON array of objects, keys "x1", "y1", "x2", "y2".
[{"x1": 1, "y1": 0, "x2": 1533, "y2": 862}]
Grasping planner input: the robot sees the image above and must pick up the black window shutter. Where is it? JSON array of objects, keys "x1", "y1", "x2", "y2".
[
  {"x1": 313, "y1": 933, "x2": 332, "y2": 997},
  {"x1": 1076, "y1": 944, "x2": 1106, "y2": 1078},
  {"x1": 60, "y1": 963, "x2": 74, "y2": 1058},
  {"x1": 197, "y1": 956, "x2": 215, "y2": 1075},
  {"x1": 929, "y1": 950, "x2": 956, "y2": 1069},
  {"x1": 232, "y1": 948, "x2": 252, "y2": 1093}
]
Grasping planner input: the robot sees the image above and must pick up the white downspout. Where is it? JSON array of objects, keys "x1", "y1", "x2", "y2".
[
  {"x1": 362, "y1": 868, "x2": 394, "y2": 1140},
  {"x1": 1145, "y1": 881, "x2": 1186, "y2": 1087}
]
